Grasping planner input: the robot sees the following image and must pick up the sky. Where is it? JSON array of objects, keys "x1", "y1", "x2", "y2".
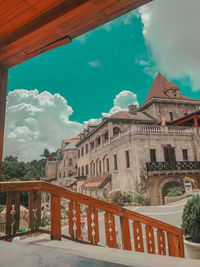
[{"x1": 4, "y1": 0, "x2": 200, "y2": 161}]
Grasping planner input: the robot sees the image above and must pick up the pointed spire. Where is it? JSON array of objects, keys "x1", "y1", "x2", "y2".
[{"x1": 145, "y1": 73, "x2": 180, "y2": 102}]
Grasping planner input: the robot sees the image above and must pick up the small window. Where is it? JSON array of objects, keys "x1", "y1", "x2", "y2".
[
  {"x1": 90, "y1": 141, "x2": 94, "y2": 150},
  {"x1": 81, "y1": 147, "x2": 84, "y2": 156},
  {"x1": 78, "y1": 149, "x2": 80, "y2": 158},
  {"x1": 63, "y1": 171, "x2": 65, "y2": 178},
  {"x1": 113, "y1": 127, "x2": 120, "y2": 136},
  {"x1": 182, "y1": 149, "x2": 188, "y2": 161},
  {"x1": 97, "y1": 136, "x2": 101, "y2": 145},
  {"x1": 125, "y1": 150, "x2": 130, "y2": 168},
  {"x1": 69, "y1": 158, "x2": 72, "y2": 166},
  {"x1": 99, "y1": 161, "x2": 101, "y2": 174},
  {"x1": 104, "y1": 131, "x2": 109, "y2": 141},
  {"x1": 114, "y1": 154, "x2": 118, "y2": 170},
  {"x1": 82, "y1": 166, "x2": 84, "y2": 176},
  {"x1": 150, "y1": 149, "x2": 156, "y2": 163},
  {"x1": 93, "y1": 163, "x2": 95, "y2": 176},
  {"x1": 86, "y1": 165, "x2": 89, "y2": 175},
  {"x1": 169, "y1": 112, "x2": 173, "y2": 121},
  {"x1": 78, "y1": 167, "x2": 80, "y2": 177},
  {"x1": 86, "y1": 143, "x2": 88, "y2": 154},
  {"x1": 106, "y1": 158, "x2": 109, "y2": 172}
]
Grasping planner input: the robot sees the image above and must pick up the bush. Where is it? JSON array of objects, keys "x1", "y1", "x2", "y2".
[
  {"x1": 183, "y1": 177, "x2": 194, "y2": 185},
  {"x1": 108, "y1": 190, "x2": 124, "y2": 206},
  {"x1": 182, "y1": 195, "x2": 200, "y2": 243},
  {"x1": 122, "y1": 193, "x2": 133, "y2": 204},
  {"x1": 41, "y1": 215, "x2": 50, "y2": 227},
  {"x1": 134, "y1": 193, "x2": 145, "y2": 205},
  {"x1": 167, "y1": 186, "x2": 183, "y2": 197}
]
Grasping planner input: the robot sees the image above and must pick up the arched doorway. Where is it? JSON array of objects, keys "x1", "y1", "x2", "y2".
[{"x1": 162, "y1": 181, "x2": 182, "y2": 204}]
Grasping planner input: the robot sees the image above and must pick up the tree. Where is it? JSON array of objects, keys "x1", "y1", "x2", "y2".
[{"x1": 40, "y1": 148, "x2": 50, "y2": 160}]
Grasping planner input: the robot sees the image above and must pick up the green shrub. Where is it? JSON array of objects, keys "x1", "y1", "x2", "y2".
[
  {"x1": 134, "y1": 193, "x2": 145, "y2": 205},
  {"x1": 183, "y1": 177, "x2": 194, "y2": 185},
  {"x1": 182, "y1": 195, "x2": 200, "y2": 243},
  {"x1": 122, "y1": 193, "x2": 133, "y2": 203},
  {"x1": 41, "y1": 215, "x2": 50, "y2": 227},
  {"x1": 167, "y1": 186, "x2": 183, "y2": 197}
]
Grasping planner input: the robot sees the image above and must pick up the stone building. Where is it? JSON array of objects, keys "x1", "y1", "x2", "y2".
[
  {"x1": 76, "y1": 73, "x2": 200, "y2": 204},
  {"x1": 45, "y1": 137, "x2": 79, "y2": 188}
]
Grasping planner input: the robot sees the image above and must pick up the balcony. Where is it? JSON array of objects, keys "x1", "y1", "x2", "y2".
[{"x1": 146, "y1": 161, "x2": 200, "y2": 175}]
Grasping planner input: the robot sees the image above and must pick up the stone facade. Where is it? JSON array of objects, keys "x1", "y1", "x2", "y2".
[{"x1": 76, "y1": 73, "x2": 200, "y2": 204}]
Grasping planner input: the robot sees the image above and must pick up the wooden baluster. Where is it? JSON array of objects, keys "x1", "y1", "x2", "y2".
[
  {"x1": 68, "y1": 200, "x2": 81, "y2": 239},
  {"x1": 28, "y1": 191, "x2": 34, "y2": 230},
  {"x1": 87, "y1": 207, "x2": 99, "y2": 244},
  {"x1": 51, "y1": 194, "x2": 61, "y2": 240},
  {"x1": 36, "y1": 191, "x2": 41, "y2": 229},
  {"x1": 157, "y1": 229, "x2": 166, "y2": 255},
  {"x1": 145, "y1": 225, "x2": 155, "y2": 254},
  {"x1": 120, "y1": 217, "x2": 131, "y2": 250},
  {"x1": 5, "y1": 192, "x2": 13, "y2": 236},
  {"x1": 133, "y1": 221, "x2": 144, "y2": 252},
  {"x1": 167, "y1": 233, "x2": 182, "y2": 257},
  {"x1": 104, "y1": 212, "x2": 116, "y2": 248},
  {"x1": 13, "y1": 192, "x2": 20, "y2": 234},
  {"x1": 178, "y1": 230, "x2": 185, "y2": 258}
]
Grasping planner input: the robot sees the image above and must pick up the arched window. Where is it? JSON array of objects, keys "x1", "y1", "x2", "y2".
[
  {"x1": 69, "y1": 158, "x2": 73, "y2": 166},
  {"x1": 113, "y1": 127, "x2": 120, "y2": 136}
]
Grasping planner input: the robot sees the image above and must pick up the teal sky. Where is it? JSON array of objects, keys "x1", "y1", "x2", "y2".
[{"x1": 7, "y1": 11, "x2": 200, "y2": 123}]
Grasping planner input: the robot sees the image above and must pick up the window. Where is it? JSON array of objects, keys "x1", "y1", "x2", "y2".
[
  {"x1": 150, "y1": 149, "x2": 156, "y2": 163},
  {"x1": 93, "y1": 163, "x2": 95, "y2": 175},
  {"x1": 69, "y1": 158, "x2": 72, "y2": 166},
  {"x1": 104, "y1": 131, "x2": 109, "y2": 141},
  {"x1": 125, "y1": 150, "x2": 130, "y2": 168},
  {"x1": 63, "y1": 171, "x2": 65, "y2": 178},
  {"x1": 169, "y1": 112, "x2": 173, "y2": 121},
  {"x1": 164, "y1": 145, "x2": 176, "y2": 162},
  {"x1": 90, "y1": 141, "x2": 94, "y2": 150},
  {"x1": 97, "y1": 136, "x2": 101, "y2": 146},
  {"x1": 82, "y1": 166, "x2": 84, "y2": 176},
  {"x1": 78, "y1": 167, "x2": 80, "y2": 176},
  {"x1": 99, "y1": 161, "x2": 101, "y2": 174},
  {"x1": 114, "y1": 154, "x2": 118, "y2": 170},
  {"x1": 78, "y1": 149, "x2": 80, "y2": 158},
  {"x1": 106, "y1": 158, "x2": 109, "y2": 172},
  {"x1": 86, "y1": 165, "x2": 89, "y2": 175},
  {"x1": 86, "y1": 143, "x2": 88, "y2": 154},
  {"x1": 182, "y1": 149, "x2": 188, "y2": 161},
  {"x1": 113, "y1": 127, "x2": 120, "y2": 136},
  {"x1": 81, "y1": 147, "x2": 84, "y2": 156}
]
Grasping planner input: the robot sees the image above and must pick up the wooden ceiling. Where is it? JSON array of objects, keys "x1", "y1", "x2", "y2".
[{"x1": 0, "y1": 0, "x2": 152, "y2": 68}]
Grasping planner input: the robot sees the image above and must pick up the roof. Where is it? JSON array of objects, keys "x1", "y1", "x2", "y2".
[
  {"x1": 172, "y1": 110, "x2": 200, "y2": 125},
  {"x1": 82, "y1": 174, "x2": 111, "y2": 189},
  {"x1": 0, "y1": 0, "x2": 152, "y2": 68},
  {"x1": 109, "y1": 111, "x2": 154, "y2": 121},
  {"x1": 145, "y1": 73, "x2": 198, "y2": 103}
]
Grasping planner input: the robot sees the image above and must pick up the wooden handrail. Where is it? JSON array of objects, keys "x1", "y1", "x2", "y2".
[{"x1": 0, "y1": 181, "x2": 185, "y2": 258}]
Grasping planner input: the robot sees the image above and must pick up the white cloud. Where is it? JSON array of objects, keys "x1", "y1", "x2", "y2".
[
  {"x1": 4, "y1": 90, "x2": 84, "y2": 161},
  {"x1": 4, "y1": 89, "x2": 138, "y2": 161},
  {"x1": 139, "y1": 0, "x2": 200, "y2": 91},
  {"x1": 88, "y1": 59, "x2": 101, "y2": 68}
]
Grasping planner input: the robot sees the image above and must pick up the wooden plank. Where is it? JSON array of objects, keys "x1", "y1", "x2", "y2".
[
  {"x1": 5, "y1": 192, "x2": 13, "y2": 235},
  {"x1": 0, "y1": 67, "x2": 8, "y2": 179},
  {"x1": 87, "y1": 206, "x2": 93, "y2": 243},
  {"x1": 167, "y1": 233, "x2": 181, "y2": 257},
  {"x1": 145, "y1": 225, "x2": 155, "y2": 254},
  {"x1": 120, "y1": 217, "x2": 131, "y2": 250},
  {"x1": 68, "y1": 200, "x2": 74, "y2": 237},
  {"x1": 104, "y1": 212, "x2": 117, "y2": 248},
  {"x1": 93, "y1": 208, "x2": 99, "y2": 244},
  {"x1": 178, "y1": 230, "x2": 185, "y2": 258},
  {"x1": 0, "y1": 181, "x2": 43, "y2": 192},
  {"x1": 75, "y1": 202, "x2": 81, "y2": 239},
  {"x1": 157, "y1": 229, "x2": 166, "y2": 255},
  {"x1": 87, "y1": 207, "x2": 99, "y2": 244},
  {"x1": 51, "y1": 194, "x2": 61, "y2": 240},
  {"x1": 28, "y1": 191, "x2": 34, "y2": 230},
  {"x1": 36, "y1": 191, "x2": 41, "y2": 229},
  {"x1": 13, "y1": 192, "x2": 20, "y2": 234},
  {"x1": 133, "y1": 221, "x2": 144, "y2": 252}
]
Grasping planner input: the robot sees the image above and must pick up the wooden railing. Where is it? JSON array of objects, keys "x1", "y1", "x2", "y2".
[
  {"x1": 0, "y1": 181, "x2": 184, "y2": 258},
  {"x1": 146, "y1": 161, "x2": 200, "y2": 172}
]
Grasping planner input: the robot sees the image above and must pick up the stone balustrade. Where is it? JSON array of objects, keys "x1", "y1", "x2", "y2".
[{"x1": 132, "y1": 125, "x2": 195, "y2": 135}]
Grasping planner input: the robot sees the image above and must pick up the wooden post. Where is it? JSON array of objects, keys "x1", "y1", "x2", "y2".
[
  {"x1": 5, "y1": 192, "x2": 13, "y2": 236},
  {"x1": 51, "y1": 194, "x2": 61, "y2": 240},
  {"x1": 194, "y1": 117, "x2": 199, "y2": 135},
  {"x1": 0, "y1": 66, "x2": 8, "y2": 180},
  {"x1": 120, "y1": 217, "x2": 132, "y2": 250}
]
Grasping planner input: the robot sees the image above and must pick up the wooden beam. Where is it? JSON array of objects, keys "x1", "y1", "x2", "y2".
[
  {"x1": 194, "y1": 117, "x2": 199, "y2": 135},
  {"x1": 0, "y1": 66, "x2": 8, "y2": 180}
]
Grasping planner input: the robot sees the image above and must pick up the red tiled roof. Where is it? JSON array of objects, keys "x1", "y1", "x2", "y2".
[
  {"x1": 82, "y1": 174, "x2": 111, "y2": 188},
  {"x1": 63, "y1": 136, "x2": 80, "y2": 143},
  {"x1": 145, "y1": 73, "x2": 197, "y2": 103},
  {"x1": 109, "y1": 111, "x2": 154, "y2": 121}
]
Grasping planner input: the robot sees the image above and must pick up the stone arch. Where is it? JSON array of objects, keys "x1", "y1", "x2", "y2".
[
  {"x1": 103, "y1": 154, "x2": 109, "y2": 173},
  {"x1": 113, "y1": 126, "x2": 121, "y2": 136},
  {"x1": 158, "y1": 177, "x2": 183, "y2": 205}
]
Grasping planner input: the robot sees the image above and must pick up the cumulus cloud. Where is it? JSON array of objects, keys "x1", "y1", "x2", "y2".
[
  {"x1": 4, "y1": 89, "x2": 138, "y2": 161},
  {"x1": 139, "y1": 0, "x2": 200, "y2": 91},
  {"x1": 4, "y1": 90, "x2": 84, "y2": 161},
  {"x1": 88, "y1": 59, "x2": 101, "y2": 68}
]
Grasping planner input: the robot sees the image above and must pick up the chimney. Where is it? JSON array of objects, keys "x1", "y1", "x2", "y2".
[{"x1": 128, "y1": 105, "x2": 137, "y2": 115}]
